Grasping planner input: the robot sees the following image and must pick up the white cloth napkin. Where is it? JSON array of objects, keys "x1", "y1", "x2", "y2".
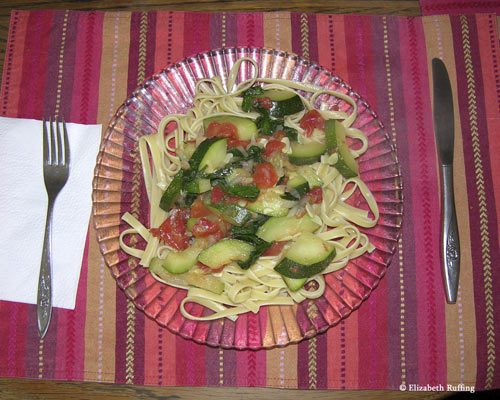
[{"x1": 0, "y1": 117, "x2": 101, "y2": 310}]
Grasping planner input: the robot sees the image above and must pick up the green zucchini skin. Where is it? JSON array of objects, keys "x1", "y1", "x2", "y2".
[
  {"x1": 282, "y1": 276, "x2": 308, "y2": 292},
  {"x1": 206, "y1": 202, "x2": 253, "y2": 227},
  {"x1": 188, "y1": 137, "x2": 225, "y2": 170},
  {"x1": 256, "y1": 214, "x2": 320, "y2": 242},
  {"x1": 325, "y1": 119, "x2": 359, "y2": 178},
  {"x1": 151, "y1": 245, "x2": 202, "y2": 275},
  {"x1": 258, "y1": 90, "x2": 305, "y2": 118},
  {"x1": 274, "y1": 250, "x2": 336, "y2": 279},
  {"x1": 185, "y1": 178, "x2": 211, "y2": 194},
  {"x1": 197, "y1": 239, "x2": 255, "y2": 269},
  {"x1": 274, "y1": 232, "x2": 336, "y2": 279},
  {"x1": 159, "y1": 171, "x2": 183, "y2": 212},
  {"x1": 288, "y1": 142, "x2": 327, "y2": 165},
  {"x1": 325, "y1": 119, "x2": 337, "y2": 153}
]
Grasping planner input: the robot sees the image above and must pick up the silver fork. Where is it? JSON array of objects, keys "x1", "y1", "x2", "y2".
[{"x1": 37, "y1": 117, "x2": 70, "y2": 338}]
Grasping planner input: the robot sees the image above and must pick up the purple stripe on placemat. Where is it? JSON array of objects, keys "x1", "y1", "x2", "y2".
[
  {"x1": 205, "y1": 344, "x2": 222, "y2": 386},
  {"x1": 451, "y1": 14, "x2": 500, "y2": 390},
  {"x1": 290, "y1": 13, "x2": 319, "y2": 64},
  {"x1": 370, "y1": 15, "x2": 420, "y2": 389},
  {"x1": 1, "y1": 10, "x2": 20, "y2": 116},
  {"x1": 42, "y1": 10, "x2": 78, "y2": 119}
]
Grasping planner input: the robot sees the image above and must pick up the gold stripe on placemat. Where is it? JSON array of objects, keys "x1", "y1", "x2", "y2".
[
  {"x1": 300, "y1": 13, "x2": 309, "y2": 59},
  {"x1": 263, "y1": 12, "x2": 292, "y2": 53},
  {"x1": 460, "y1": 14, "x2": 495, "y2": 389},
  {"x1": 85, "y1": 11, "x2": 132, "y2": 382},
  {"x1": 381, "y1": 16, "x2": 407, "y2": 386},
  {"x1": 54, "y1": 10, "x2": 70, "y2": 119}
]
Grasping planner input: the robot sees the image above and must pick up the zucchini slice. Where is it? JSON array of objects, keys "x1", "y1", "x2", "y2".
[
  {"x1": 159, "y1": 170, "x2": 183, "y2": 212},
  {"x1": 184, "y1": 271, "x2": 225, "y2": 294},
  {"x1": 149, "y1": 260, "x2": 224, "y2": 294},
  {"x1": 246, "y1": 188, "x2": 296, "y2": 217},
  {"x1": 206, "y1": 202, "x2": 253, "y2": 226},
  {"x1": 189, "y1": 137, "x2": 227, "y2": 173},
  {"x1": 283, "y1": 276, "x2": 308, "y2": 292},
  {"x1": 203, "y1": 115, "x2": 258, "y2": 140},
  {"x1": 325, "y1": 119, "x2": 359, "y2": 178},
  {"x1": 256, "y1": 214, "x2": 320, "y2": 242},
  {"x1": 185, "y1": 178, "x2": 212, "y2": 194},
  {"x1": 325, "y1": 119, "x2": 338, "y2": 153},
  {"x1": 258, "y1": 89, "x2": 305, "y2": 118},
  {"x1": 151, "y1": 244, "x2": 203, "y2": 275},
  {"x1": 288, "y1": 142, "x2": 327, "y2": 165},
  {"x1": 197, "y1": 239, "x2": 255, "y2": 269},
  {"x1": 274, "y1": 232, "x2": 336, "y2": 279}
]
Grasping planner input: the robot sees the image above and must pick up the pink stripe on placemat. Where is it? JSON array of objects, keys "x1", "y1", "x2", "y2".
[
  {"x1": 420, "y1": 0, "x2": 500, "y2": 15},
  {"x1": 18, "y1": 10, "x2": 52, "y2": 119},
  {"x1": 398, "y1": 16, "x2": 447, "y2": 387},
  {"x1": 70, "y1": 11, "x2": 104, "y2": 125}
]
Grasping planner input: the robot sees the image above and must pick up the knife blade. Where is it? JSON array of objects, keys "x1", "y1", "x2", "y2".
[{"x1": 432, "y1": 58, "x2": 460, "y2": 304}]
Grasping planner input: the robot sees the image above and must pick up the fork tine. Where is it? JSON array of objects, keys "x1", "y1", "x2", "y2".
[
  {"x1": 55, "y1": 116, "x2": 63, "y2": 166},
  {"x1": 42, "y1": 118, "x2": 49, "y2": 165},
  {"x1": 49, "y1": 117, "x2": 57, "y2": 165},
  {"x1": 62, "y1": 117, "x2": 69, "y2": 166}
]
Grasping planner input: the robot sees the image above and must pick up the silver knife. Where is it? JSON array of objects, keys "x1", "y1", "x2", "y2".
[{"x1": 432, "y1": 58, "x2": 460, "y2": 304}]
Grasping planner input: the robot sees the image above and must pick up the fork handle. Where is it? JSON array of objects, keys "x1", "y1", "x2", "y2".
[{"x1": 37, "y1": 197, "x2": 55, "y2": 338}]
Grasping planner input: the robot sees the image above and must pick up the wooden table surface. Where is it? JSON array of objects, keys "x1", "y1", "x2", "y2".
[{"x1": 0, "y1": 1, "x2": 456, "y2": 399}]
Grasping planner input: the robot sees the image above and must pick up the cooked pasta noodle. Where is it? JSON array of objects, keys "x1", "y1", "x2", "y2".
[{"x1": 119, "y1": 57, "x2": 379, "y2": 321}]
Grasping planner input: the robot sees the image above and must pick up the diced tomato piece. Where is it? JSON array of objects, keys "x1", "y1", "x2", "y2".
[
  {"x1": 217, "y1": 122, "x2": 238, "y2": 138},
  {"x1": 150, "y1": 208, "x2": 190, "y2": 250},
  {"x1": 299, "y1": 110, "x2": 325, "y2": 136},
  {"x1": 210, "y1": 185, "x2": 225, "y2": 204},
  {"x1": 253, "y1": 96, "x2": 273, "y2": 109},
  {"x1": 264, "y1": 140, "x2": 286, "y2": 157},
  {"x1": 227, "y1": 138, "x2": 250, "y2": 149},
  {"x1": 211, "y1": 184, "x2": 245, "y2": 204},
  {"x1": 191, "y1": 217, "x2": 221, "y2": 238},
  {"x1": 253, "y1": 162, "x2": 278, "y2": 189},
  {"x1": 190, "y1": 199, "x2": 211, "y2": 218},
  {"x1": 206, "y1": 121, "x2": 220, "y2": 137},
  {"x1": 272, "y1": 130, "x2": 286, "y2": 140},
  {"x1": 307, "y1": 186, "x2": 323, "y2": 204},
  {"x1": 262, "y1": 241, "x2": 287, "y2": 256},
  {"x1": 206, "y1": 121, "x2": 239, "y2": 140}
]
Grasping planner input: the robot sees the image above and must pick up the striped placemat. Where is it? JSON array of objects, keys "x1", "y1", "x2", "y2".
[{"x1": 0, "y1": 10, "x2": 499, "y2": 391}]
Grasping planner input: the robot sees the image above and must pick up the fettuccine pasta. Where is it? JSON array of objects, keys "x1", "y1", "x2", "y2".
[{"x1": 119, "y1": 57, "x2": 379, "y2": 321}]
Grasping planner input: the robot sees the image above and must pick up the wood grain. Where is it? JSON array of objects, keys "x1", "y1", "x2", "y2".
[
  {"x1": 0, "y1": 377, "x2": 454, "y2": 400},
  {"x1": 0, "y1": 1, "x2": 452, "y2": 399}
]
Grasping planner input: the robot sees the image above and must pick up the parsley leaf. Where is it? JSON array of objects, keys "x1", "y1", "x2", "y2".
[
  {"x1": 219, "y1": 182, "x2": 260, "y2": 201},
  {"x1": 242, "y1": 85, "x2": 265, "y2": 112}
]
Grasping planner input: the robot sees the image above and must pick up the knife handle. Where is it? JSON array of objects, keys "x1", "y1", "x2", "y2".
[{"x1": 442, "y1": 164, "x2": 460, "y2": 303}]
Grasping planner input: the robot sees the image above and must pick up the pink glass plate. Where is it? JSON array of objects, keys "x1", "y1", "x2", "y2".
[{"x1": 92, "y1": 47, "x2": 403, "y2": 350}]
